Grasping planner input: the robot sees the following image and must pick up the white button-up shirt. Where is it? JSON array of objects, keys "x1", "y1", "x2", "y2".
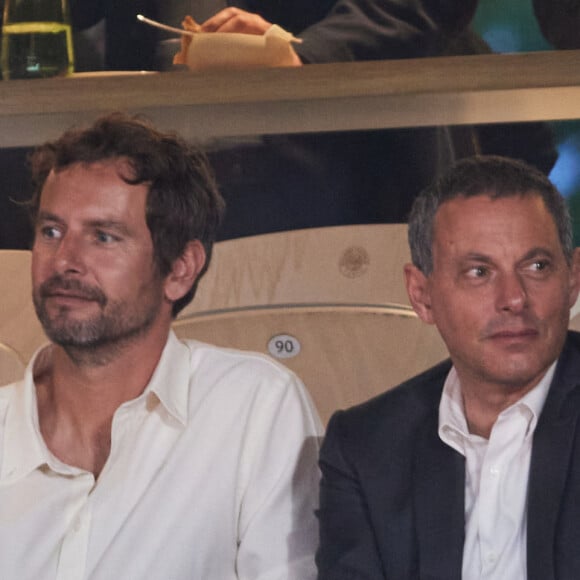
[
  {"x1": 0, "y1": 332, "x2": 323, "y2": 580},
  {"x1": 439, "y1": 364, "x2": 554, "y2": 580}
]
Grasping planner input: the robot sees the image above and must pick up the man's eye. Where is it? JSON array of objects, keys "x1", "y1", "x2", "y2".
[
  {"x1": 532, "y1": 260, "x2": 547, "y2": 271},
  {"x1": 468, "y1": 265, "x2": 488, "y2": 278},
  {"x1": 528, "y1": 260, "x2": 550, "y2": 273},
  {"x1": 96, "y1": 231, "x2": 117, "y2": 243},
  {"x1": 40, "y1": 225, "x2": 61, "y2": 239}
]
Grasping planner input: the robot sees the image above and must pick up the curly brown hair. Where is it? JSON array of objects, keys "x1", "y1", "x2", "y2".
[{"x1": 29, "y1": 112, "x2": 225, "y2": 316}]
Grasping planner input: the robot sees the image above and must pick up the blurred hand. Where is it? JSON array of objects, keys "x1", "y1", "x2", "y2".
[
  {"x1": 201, "y1": 8, "x2": 272, "y2": 34},
  {"x1": 200, "y1": 8, "x2": 303, "y2": 66},
  {"x1": 287, "y1": 49, "x2": 303, "y2": 66}
]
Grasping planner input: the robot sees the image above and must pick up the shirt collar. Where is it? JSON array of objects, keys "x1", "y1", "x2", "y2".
[
  {"x1": 1, "y1": 331, "x2": 192, "y2": 482},
  {"x1": 1, "y1": 345, "x2": 54, "y2": 482},
  {"x1": 142, "y1": 330, "x2": 191, "y2": 426},
  {"x1": 439, "y1": 361, "x2": 556, "y2": 453}
]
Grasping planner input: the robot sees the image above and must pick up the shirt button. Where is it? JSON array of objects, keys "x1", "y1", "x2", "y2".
[
  {"x1": 489, "y1": 466, "x2": 500, "y2": 477},
  {"x1": 486, "y1": 551, "x2": 498, "y2": 564},
  {"x1": 73, "y1": 517, "x2": 82, "y2": 533}
]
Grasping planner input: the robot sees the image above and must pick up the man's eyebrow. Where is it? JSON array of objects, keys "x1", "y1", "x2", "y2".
[
  {"x1": 87, "y1": 220, "x2": 132, "y2": 236},
  {"x1": 36, "y1": 210, "x2": 63, "y2": 224},
  {"x1": 460, "y1": 247, "x2": 557, "y2": 263},
  {"x1": 461, "y1": 253, "x2": 494, "y2": 264},
  {"x1": 36, "y1": 213, "x2": 132, "y2": 236},
  {"x1": 519, "y1": 247, "x2": 557, "y2": 262}
]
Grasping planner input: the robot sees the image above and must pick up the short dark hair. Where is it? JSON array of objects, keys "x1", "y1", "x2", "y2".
[
  {"x1": 29, "y1": 112, "x2": 225, "y2": 316},
  {"x1": 408, "y1": 155, "x2": 573, "y2": 274}
]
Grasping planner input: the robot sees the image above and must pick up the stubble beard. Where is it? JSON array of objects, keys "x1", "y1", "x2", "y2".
[{"x1": 33, "y1": 275, "x2": 163, "y2": 366}]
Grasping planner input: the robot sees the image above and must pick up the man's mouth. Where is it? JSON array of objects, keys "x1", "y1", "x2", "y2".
[
  {"x1": 44, "y1": 291, "x2": 98, "y2": 305},
  {"x1": 38, "y1": 276, "x2": 107, "y2": 306},
  {"x1": 487, "y1": 328, "x2": 539, "y2": 341}
]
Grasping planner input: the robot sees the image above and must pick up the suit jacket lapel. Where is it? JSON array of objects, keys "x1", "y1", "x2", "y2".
[
  {"x1": 527, "y1": 335, "x2": 580, "y2": 580},
  {"x1": 413, "y1": 410, "x2": 465, "y2": 580}
]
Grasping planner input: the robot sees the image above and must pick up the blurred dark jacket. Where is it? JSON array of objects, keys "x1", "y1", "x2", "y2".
[
  {"x1": 68, "y1": 0, "x2": 556, "y2": 240},
  {"x1": 70, "y1": 0, "x2": 477, "y2": 69}
]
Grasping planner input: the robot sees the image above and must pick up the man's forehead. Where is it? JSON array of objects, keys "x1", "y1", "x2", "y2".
[
  {"x1": 38, "y1": 160, "x2": 151, "y2": 227},
  {"x1": 430, "y1": 192, "x2": 562, "y2": 257},
  {"x1": 47, "y1": 157, "x2": 137, "y2": 182},
  {"x1": 433, "y1": 191, "x2": 549, "y2": 227}
]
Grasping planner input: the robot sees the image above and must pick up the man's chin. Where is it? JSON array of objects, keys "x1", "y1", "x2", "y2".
[
  {"x1": 45, "y1": 330, "x2": 104, "y2": 350},
  {"x1": 484, "y1": 359, "x2": 551, "y2": 392},
  {"x1": 40, "y1": 317, "x2": 106, "y2": 349}
]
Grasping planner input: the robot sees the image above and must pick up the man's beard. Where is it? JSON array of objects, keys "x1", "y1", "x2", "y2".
[{"x1": 33, "y1": 274, "x2": 162, "y2": 354}]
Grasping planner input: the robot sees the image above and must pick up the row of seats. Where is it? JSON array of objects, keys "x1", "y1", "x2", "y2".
[{"x1": 4, "y1": 225, "x2": 576, "y2": 424}]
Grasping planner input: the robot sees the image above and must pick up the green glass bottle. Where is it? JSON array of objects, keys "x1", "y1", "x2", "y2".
[{"x1": 1, "y1": 0, "x2": 74, "y2": 79}]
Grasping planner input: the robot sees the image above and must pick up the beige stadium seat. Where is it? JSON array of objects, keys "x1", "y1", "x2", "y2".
[
  {"x1": 0, "y1": 230, "x2": 452, "y2": 418},
  {"x1": 569, "y1": 293, "x2": 580, "y2": 332},
  {"x1": 0, "y1": 250, "x2": 46, "y2": 385},
  {"x1": 0, "y1": 344, "x2": 25, "y2": 385},
  {"x1": 174, "y1": 225, "x2": 448, "y2": 424}
]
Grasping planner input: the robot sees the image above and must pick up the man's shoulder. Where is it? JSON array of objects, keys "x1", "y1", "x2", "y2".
[
  {"x1": 548, "y1": 330, "x2": 580, "y2": 396},
  {"x1": 181, "y1": 338, "x2": 298, "y2": 378},
  {"x1": 176, "y1": 337, "x2": 323, "y2": 435},
  {"x1": 565, "y1": 330, "x2": 580, "y2": 352},
  {"x1": 328, "y1": 358, "x2": 451, "y2": 439},
  {"x1": 554, "y1": 330, "x2": 580, "y2": 378},
  {"x1": 0, "y1": 381, "x2": 18, "y2": 404},
  {"x1": 349, "y1": 358, "x2": 450, "y2": 415},
  {"x1": 177, "y1": 337, "x2": 311, "y2": 403}
]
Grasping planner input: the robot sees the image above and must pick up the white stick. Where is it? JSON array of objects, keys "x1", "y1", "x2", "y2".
[{"x1": 136, "y1": 14, "x2": 196, "y2": 37}]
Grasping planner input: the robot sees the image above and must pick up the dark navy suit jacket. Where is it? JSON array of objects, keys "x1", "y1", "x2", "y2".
[{"x1": 317, "y1": 331, "x2": 580, "y2": 579}]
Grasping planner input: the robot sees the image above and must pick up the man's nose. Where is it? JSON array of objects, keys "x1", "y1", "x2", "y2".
[
  {"x1": 53, "y1": 234, "x2": 86, "y2": 275},
  {"x1": 497, "y1": 272, "x2": 527, "y2": 313}
]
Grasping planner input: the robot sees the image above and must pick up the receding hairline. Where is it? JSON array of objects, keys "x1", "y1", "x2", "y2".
[{"x1": 429, "y1": 189, "x2": 569, "y2": 263}]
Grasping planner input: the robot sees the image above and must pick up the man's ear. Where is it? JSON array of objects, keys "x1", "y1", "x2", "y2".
[
  {"x1": 404, "y1": 263, "x2": 435, "y2": 325},
  {"x1": 164, "y1": 240, "x2": 207, "y2": 303},
  {"x1": 568, "y1": 247, "x2": 580, "y2": 309}
]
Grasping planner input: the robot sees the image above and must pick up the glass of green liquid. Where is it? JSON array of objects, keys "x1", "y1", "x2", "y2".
[{"x1": 1, "y1": 0, "x2": 75, "y2": 79}]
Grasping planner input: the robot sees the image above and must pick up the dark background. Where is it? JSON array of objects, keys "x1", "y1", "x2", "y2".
[{"x1": 0, "y1": 0, "x2": 578, "y2": 249}]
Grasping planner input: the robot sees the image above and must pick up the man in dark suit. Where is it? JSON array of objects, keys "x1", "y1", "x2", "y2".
[{"x1": 317, "y1": 155, "x2": 580, "y2": 579}]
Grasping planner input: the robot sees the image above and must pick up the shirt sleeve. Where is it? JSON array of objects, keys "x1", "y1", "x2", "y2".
[
  {"x1": 316, "y1": 411, "x2": 386, "y2": 579},
  {"x1": 293, "y1": 0, "x2": 478, "y2": 63},
  {"x1": 235, "y1": 371, "x2": 324, "y2": 580}
]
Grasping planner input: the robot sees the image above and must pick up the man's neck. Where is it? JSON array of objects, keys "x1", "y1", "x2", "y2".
[
  {"x1": 35, "y1": 325, "x2": 170, "y2": 478},
  {"x1": 459, "y1": 373, "x2": 548, "y2": 439}
]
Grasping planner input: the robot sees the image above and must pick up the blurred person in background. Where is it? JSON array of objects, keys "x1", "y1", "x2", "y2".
[{"x1": 70, "y1": 0, "x2": 481, "y2": 238}]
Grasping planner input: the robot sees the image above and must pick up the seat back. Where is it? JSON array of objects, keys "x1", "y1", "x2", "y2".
[
  {"x1": 0, "y1": 250, "x2": 46, "y2": 384},
  {"x1": 569, "y1": 294, "x2": 580, "y2": 332},
  {"x1": 175, "y1": 225, "x2": 448, "y2": 424}
]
